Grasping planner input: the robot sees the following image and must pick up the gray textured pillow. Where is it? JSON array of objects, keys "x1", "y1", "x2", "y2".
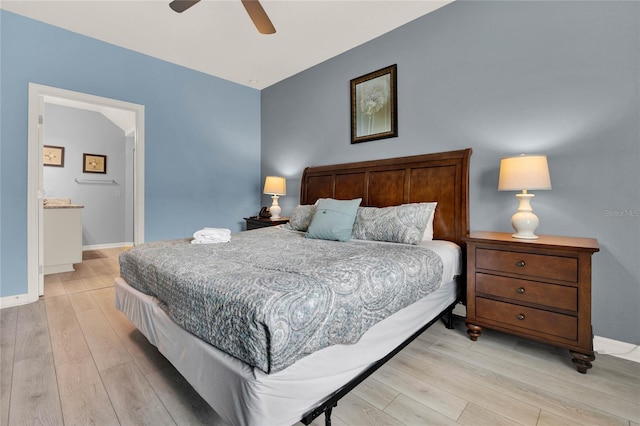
[
  {"x1": 288, "y1": 204, "x2": 317, "y2": 231},
  {"x1": 351, "y1": 203, "x2": 436, "y2": 245}
]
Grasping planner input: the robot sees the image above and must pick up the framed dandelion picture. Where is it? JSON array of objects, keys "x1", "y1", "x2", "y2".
[{"x1": 351, "y1": 64, "x2": 397, "y2": 144}]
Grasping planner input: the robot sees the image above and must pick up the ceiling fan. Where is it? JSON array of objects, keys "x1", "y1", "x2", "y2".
[{"x1": 169, "y1": 0, "x2": 276, "y2": 34}]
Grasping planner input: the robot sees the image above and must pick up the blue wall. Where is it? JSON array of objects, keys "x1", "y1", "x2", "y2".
[
  {"x1": 262, "y1": 1, "x2": 640, "y2": 344},
  {"x1": 0, "y1": 11, "x2": 261, "y2": 297}
]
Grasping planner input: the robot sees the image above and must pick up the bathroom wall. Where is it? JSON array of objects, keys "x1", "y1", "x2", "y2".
[{"x1": 43, "y1": 103, "x2": 131, "y2": 247}]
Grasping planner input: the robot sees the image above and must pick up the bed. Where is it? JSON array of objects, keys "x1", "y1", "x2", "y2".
[{"x1": 115, "y1": 148, "x2": 472, "y2": 426}]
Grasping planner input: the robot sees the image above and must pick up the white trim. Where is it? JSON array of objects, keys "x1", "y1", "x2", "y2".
[
  {"x1": 594, "y1": 335, "x2": 640, "y2": 363},
  {"x1": 83, "y1": 242, "x2": 133, "y2": 251},
  {"x1": 27, "y1": 85, "x2": 44, "y2": 301},
  {"x1": 132, "y1": 110, "x2": 145, "y2": 246},
  {"x1": 44, "y1": 264, "x2": 75, "y2": 275},
  {"x1": 0, "y1": 293, "x2": 35, "y2": 309},
  {"x1": 25, "y1": 83, "x2": 145, "y2": 307}
]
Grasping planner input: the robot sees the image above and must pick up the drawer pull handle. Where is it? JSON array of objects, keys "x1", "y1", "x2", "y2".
[
  {"x1": 517, "y1": 314, "x2": 526, "y2": 321},
  {"x1": 517, "y1": 260, "x2": 526, "y2": 267},
  {"x1": 517, "y1": 287, "x2": 525, "y2": 294}
]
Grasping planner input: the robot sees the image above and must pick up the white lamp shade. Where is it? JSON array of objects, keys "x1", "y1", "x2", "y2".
[
  {"x1": 498, "y1": 155, "x2": 552, "y2": 191},
  {"x1": 263, "y1": 176, "x2": 286, "y2": 195}
]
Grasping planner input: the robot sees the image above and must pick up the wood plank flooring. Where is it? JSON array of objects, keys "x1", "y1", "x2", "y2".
[{"x1": 1, "y1": 247, "x2": 638, "y2": 426}]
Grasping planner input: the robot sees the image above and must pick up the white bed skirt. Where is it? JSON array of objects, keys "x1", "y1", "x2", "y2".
[{"x1": 115, "y1": 274, "x2": 458, "y2": 426}]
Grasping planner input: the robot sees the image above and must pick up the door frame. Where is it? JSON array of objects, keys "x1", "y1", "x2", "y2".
[{"x1": 27, "y1": 83, "x2": 145, "y2": 301}]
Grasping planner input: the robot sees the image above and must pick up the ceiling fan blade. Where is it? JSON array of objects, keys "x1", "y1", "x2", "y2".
[
  {"x1": 169, "y1": 0, "x2": 201, "y2": 13},
  {"x1": 241, "y1": 0, "x2": 276, "y2": 34}
]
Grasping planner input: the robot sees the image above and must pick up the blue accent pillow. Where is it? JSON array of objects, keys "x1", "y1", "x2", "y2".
[{"x1": 305, "y1": 198, "x2": 362, "y2": 242}]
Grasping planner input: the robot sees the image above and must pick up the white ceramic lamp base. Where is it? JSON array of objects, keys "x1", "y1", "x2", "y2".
[
  {"x1": 269, "y1": 195, "x2": 281, "y2": 219},
  {"x1": 511, "y1": 192, "x2": 539, "y2": 239}
]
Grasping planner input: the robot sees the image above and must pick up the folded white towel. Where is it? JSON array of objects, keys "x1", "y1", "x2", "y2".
[{"x1": 191, "y1": 227, "x2": 231, "y2": 244}]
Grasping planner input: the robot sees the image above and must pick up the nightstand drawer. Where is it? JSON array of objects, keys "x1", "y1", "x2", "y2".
[
  {"x1": 476, "y1": 273, "x2": 577, "y2": 311},
  {"x1": 476, "y1": 248, "x2": 578, "y2": 282},
  {"x1": 476, "y1": 298, "x2": 577, "y2": 341}
]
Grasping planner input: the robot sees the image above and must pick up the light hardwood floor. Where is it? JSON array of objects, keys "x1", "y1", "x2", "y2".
[{"x1": 1, "y1": 247, "x2": 639, "y2": 426}]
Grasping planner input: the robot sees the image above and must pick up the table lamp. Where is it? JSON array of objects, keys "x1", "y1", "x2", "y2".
[
  {"x1": 263, "y1": 176, "x2": 286, "y2": 219},
  {"x1": 498, "y1": 155, "x2": 552, "y2": 239}
]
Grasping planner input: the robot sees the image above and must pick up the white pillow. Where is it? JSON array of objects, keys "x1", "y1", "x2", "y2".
[{"x1": 422, "y1": 202, "x2": 437, "y2": 241}]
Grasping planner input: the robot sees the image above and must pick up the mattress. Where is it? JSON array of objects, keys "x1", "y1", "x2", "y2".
[
  {"x1": 115, "y1": 239, "x2": 461, "y2": 426},
  {"x1": 119, "y1": 227, "x2": 447, "y2": 373}
]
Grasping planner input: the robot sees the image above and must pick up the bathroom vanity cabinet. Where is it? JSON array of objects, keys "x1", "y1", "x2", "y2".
[{"x1": 44, "y1": 203, "x2": 84, "y2": 274}]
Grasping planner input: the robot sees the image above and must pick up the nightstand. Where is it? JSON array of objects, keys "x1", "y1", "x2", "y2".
[
  {"x1": 464, "y1": 231, "x2": 599, "y2": 373},
  {"x1": 244, "y1": 217, "x2": 289, "y2": 230}
]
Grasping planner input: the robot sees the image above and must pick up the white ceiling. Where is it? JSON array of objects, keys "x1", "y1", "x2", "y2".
[{"x1": 1, "y1": 0, "x2": 453, "y2": 89}]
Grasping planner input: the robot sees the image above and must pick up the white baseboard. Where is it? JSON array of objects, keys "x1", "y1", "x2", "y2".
[
  {"x1": 594, "y1": 336, "x2": 640, "y2": 363},
  {"x1": 44, "y1": 264, "x2": 75, "y2": 275},
  {"x1": 83, "y1": 242, "x2": 133, "y2": 251},
  {"x1": 0, "y1": 292, "x2": 38, "y2": 309}
]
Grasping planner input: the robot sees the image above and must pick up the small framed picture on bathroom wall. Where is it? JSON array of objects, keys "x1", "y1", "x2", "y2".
[
  {"x1": 83, "y1": 153, "x2": 107, "y2": 174},
  {"x1": 43, "y1": 145, "x2": 65, "y2": 167}
]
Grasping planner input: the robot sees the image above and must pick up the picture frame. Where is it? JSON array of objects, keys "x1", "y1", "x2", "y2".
[
  {"x1": 43, "y1": 145, "x2": 65, "y2": 167},
  {"x1": 350, "y1": 64, "x2": 398, "y2": 144},
  {"x1": 83, "y1": 153, "x2": 107, "y2": 174}
]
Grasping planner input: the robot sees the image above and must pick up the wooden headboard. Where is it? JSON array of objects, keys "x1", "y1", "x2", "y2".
[{"x1": 300, "y1": 148, "x2": 472, "y2": 247}]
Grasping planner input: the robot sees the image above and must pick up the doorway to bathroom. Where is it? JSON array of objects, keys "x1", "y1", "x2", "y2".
[{"x1": 27, "y1": 83, "x2": 145, "y2": 300}]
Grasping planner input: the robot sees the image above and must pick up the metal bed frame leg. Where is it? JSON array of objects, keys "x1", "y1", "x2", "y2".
[
  {"x1": 441, "y1": 307, "x2": 455, "y2": 329},
  {"x1": 324, "y1": 404, "x2": 335, "y2": 426}
]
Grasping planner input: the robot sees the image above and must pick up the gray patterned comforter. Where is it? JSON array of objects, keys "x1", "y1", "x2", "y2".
[{"x1": 119, "y1": 227, "x2": 444, "y2": 373}]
